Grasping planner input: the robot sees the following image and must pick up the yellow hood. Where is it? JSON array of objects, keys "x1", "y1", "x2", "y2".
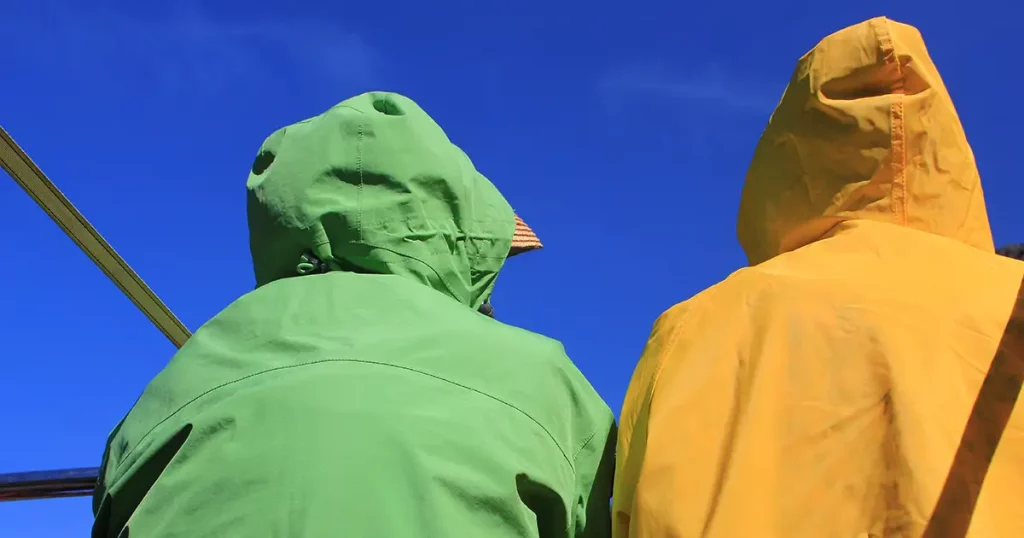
[{"x1": 737, "y1": 17, "x2": 994, "y2": 266}]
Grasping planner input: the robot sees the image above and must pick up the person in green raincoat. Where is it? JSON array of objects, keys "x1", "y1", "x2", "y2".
[{"x1": 92, "y1": 92, "x2": 616, "y2": 538}]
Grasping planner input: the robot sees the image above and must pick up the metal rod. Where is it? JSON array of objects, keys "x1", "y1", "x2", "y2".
[
  {"x1": 0, "y1": 125, "x2": 192, "y2": 348},
  {"x1": 0, "y1": 467, "x2": 99, "y2": 502},
  {"x1": 0, "y1": 128, "x2": 191, "y2": 503}
]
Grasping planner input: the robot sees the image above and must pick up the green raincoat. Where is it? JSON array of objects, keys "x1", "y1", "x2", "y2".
[{"x1": 92, "y1": 92, "x2": 615, "y2": 538}]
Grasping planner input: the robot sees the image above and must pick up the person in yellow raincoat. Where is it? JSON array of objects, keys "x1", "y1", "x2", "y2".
[{"x1": 613, "y1": 16, "x2": 1024, "y2": 538}]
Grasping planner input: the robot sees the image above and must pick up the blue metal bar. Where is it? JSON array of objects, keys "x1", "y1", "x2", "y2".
[{"x1": 0, "y1": 467, "x2": 99, "y2": 502}]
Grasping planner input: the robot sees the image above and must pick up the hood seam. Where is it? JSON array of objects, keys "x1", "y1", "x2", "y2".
[
  {"x1": 874, "y1": 17, "x2": 909, "y2": 227},
  {"x1": 356, "y1": 121, "x2": 365, "y2": 242}
]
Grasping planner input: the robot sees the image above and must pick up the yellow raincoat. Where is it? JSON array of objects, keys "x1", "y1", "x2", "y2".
[{"x1": 614, "y1": 17, "x2": 1024, "y2": 538}]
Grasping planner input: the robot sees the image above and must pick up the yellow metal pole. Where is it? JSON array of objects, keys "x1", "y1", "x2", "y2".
[{"x1": 0, "y1": 126, "x2": 191, "y2": 348}]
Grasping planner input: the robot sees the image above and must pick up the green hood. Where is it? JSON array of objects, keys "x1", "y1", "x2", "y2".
[{"x1": 246, "y1": 92, "x2": 516, "y2": 309}]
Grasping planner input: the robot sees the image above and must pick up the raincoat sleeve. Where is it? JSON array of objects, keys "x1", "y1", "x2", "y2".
[
  {"x1": 612, "y1": 302, "x2": 690, "y2": 538},
  {"x1": 91, "y1": 466, "x2": 110, "y2": 535},
  {"x1": 91, "y1": 419, "x2": 123, "y2": 535},
  {"x1": 573, "y1": 418, "x2": 617, "y2": 538}
]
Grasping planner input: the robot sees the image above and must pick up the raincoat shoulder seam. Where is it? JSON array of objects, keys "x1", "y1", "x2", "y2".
[
  {"x1": 113, "y1": 358, "x2": 575, "y2": 475},
  {"x1": 356, "y1": 358, "x2": 578, "y2": 470},
  {"x1": 113, "y1": 359, "x2": 350, "y2": 473},
  {"x1": 571, "y1": 430, "x2": 598, "y2": 462},
  {"x1": 649, "y1": 293, "x2": 706, "y2": 397}
]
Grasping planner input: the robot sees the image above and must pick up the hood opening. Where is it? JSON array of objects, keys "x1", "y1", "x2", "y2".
[
  {"x1": 245, "y1": 92, "x2": 526, "y2": 309},
  {"x1": 737, "y1": 17, "x2": 994, "y2": 266}
]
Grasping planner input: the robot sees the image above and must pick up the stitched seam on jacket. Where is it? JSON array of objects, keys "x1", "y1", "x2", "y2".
[
  {"x1": 113, "y1": 358, "x2": 575, "y2": 476},
  {"x1": 649, "y1": 291, "x2": 705, "y2": 398},
  {"x1": 572, "y1": 430, "x2": 599, "y2": 462}
]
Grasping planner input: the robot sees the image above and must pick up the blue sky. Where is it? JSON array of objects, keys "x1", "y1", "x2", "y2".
[{"x1": 1, "y1": 0, "x2": 1020, "y2": 535}]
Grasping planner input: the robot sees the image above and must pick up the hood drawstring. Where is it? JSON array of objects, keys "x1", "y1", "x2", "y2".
[
  {"x1": 297, "y1": 251, "x2": 497, "y2": 318},
  {"x1": 478, "y1": 301, "x2": 494, "y2": 318},
  {"x1": 296, "y1": 252, "x2": 331, "y2": 276}
]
